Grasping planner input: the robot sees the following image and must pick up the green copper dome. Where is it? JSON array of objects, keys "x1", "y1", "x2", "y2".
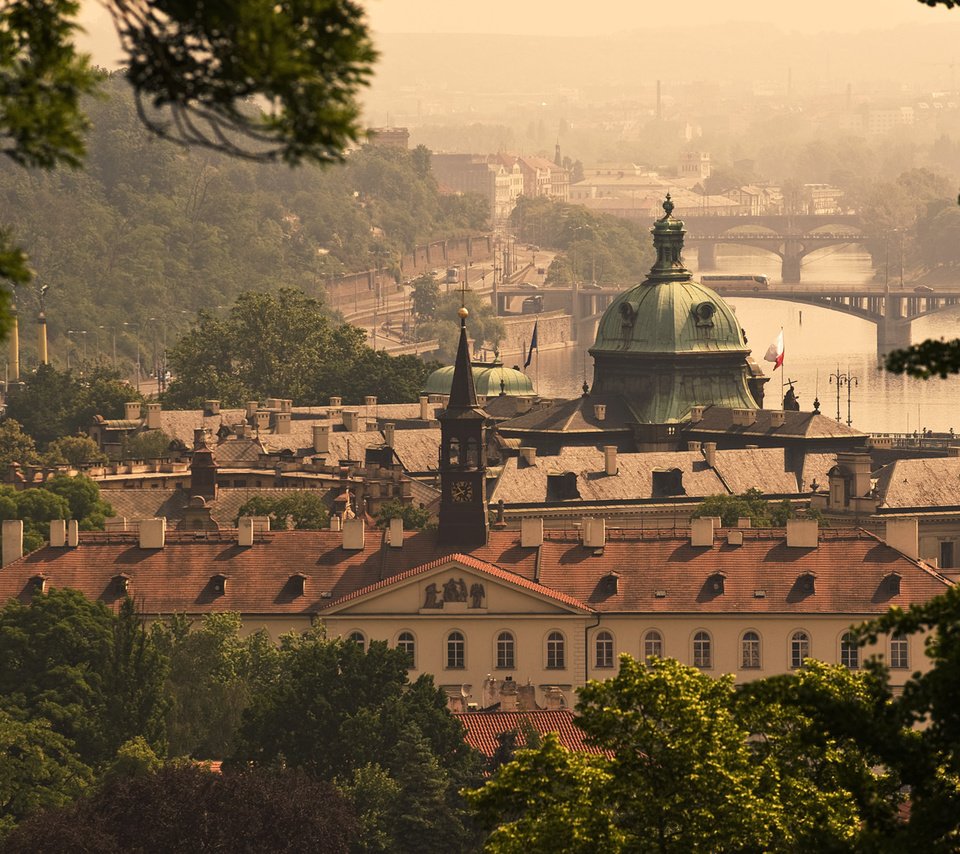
[{"x1": 424, "y1": 362, "x2": 535, "y2": 397}]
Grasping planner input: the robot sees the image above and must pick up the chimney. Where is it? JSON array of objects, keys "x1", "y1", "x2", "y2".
[
  {"x1": 342, "y1": 518, "x2": 365, "y2": 550},
  {"x1": 2, "y1": 519, "x2": 23, "y2": 566},
  {"x1": 543, "y1": 686, "x2": 567, "y2": 710},
  {"x1": 603, "y1": 445, "x2": 618, "y2": 476},
  {"x1": 419, "y1": 395, "x2": 431, "y2": 421},
  {"x1": 689, "y1": 405, "x2": 705, "y2": 423},
  {"x1": 364, "y1": 395, "x2": 377, "y2": 409},
  {"x1": 254, "y1": 410, "x2": 271, "y2": 433},
  {"x1": 125, "y1": 401, "x2": 142, "y2": 421},
  {"x1": 521, "y1": 516, "x2": 544, "y2": 548},
  {"x1": 273, "y1": 411, "x2": 291, "y2": 434},
  {"x1": 687, "y1": 441, "x2": 702, "y2": 452},
  {"x1": 703, "y1": 442, "x2": 717, "y2": 467},
  {"x1": 482, "y1": 675, "x2": 499, "y2": 708},
  {"x1": 786, "y1": 519, "x2": 819, "y2": 548},
  {"x1": 737, "y1": 517, "x2": 752, "y2": 528},
  {"x1": 246, "y1": 400, "x2": 259, "y2": 418},
  {"x1": 50, "y1": 519, "x2": 67, "y2": 547},
  {"x1": 313, "y1": 423, "x2": 330, "y2": 453},
  {"x1": 583, "y1": 517, "x2": 606, "y2": 548},
  {"x1": 329, "y1": 395, "x2": 343, "y2": 408},
  {"x1": 690, "y1": 517, "x2": 715, "y2": 547},
  {"x1": 593, "y1": 403, "x2": 606, "y2": 421},
  {"x1": 727, "y1": 529, "x2": 744, "y2": 546},
  {"x1": 342, "y1": 410, "x2": 361, "y2": 432},
  {"x1": 388, "y1": 517, "x2": 404, "y2": 548},
  {"x1": 731, "y1": 409, "x2": 757, "y2": 427},
  {"x1": 518, "y1": 682, "x2": 537, "y2": 710},
  {"x1": 105, "y1": 517, "x2": 128, "y2": 532},
  {"x1": 384, "y1": 423, "x2": 395, "y2": 447},
  {"x1": 281, "y1": 399, "x2": 293, "y2": 413},
  {"x1": 238, "y1": 516, "x2": 254, "y2": 547},
  {"x1": 139, "y1": 518, "x2": 166, "y2": 549},
  {"x1": 519, "y1": 446, "x2": 537, "y2": 466},
  {"x1": 330, "y1": 515, "x2": 342, "y2": 532},
  {"x1": 145, "y1": 402, "x2": 162, "y2": 429},
  {"x1": 203, "y1": 399, "x2": 221, "y2": 416},
  {"x1": 266, "y1": 398, "x2": 281, "y2": 410},
  {"x1": 884, "y1": 518, "x2": 919, "y2": 560},
  {"x1": 770, "y1": 410, "x2": 786, "y2": 428},
  {"x1": 500, "y1": 678, "x2": 518, "y2": 711},
  {"x1": 67, "y1": 519, "x2": 79, "y2": 548}
]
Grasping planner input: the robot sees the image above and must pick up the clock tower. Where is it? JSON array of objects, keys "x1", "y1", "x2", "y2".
[{"x1": 438, "y1": 307, "x2": 489, "y2": 545}]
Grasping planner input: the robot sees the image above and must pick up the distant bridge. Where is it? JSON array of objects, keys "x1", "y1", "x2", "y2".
[
  {"x1": 493, "y1": 281, "x2": 960, "y2": 354},
  {"x1": 678, "y1": 214, "x2": 868, "y2": 284}
]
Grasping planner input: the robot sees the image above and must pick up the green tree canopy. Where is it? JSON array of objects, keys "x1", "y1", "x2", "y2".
[
  {"x1": 375, "y1": 499, "x2": 431, "y2": 531},
  {"x1": 235, "y1": 493, "x2": 330, "y2": 531},
  {"x1": 691, "y1": 487, "x2": 795, "y2": 528},
  {"x1": 0, "y1": 419, "x2": 38, "y2": 470},
  {"x1": 41, "y1": 435, "x2": 107, "y2": 467}
]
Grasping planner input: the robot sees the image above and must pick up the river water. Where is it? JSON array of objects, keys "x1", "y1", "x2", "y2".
[{"x1": 534, "y1": 246, "x2": 960, "y2": 434}]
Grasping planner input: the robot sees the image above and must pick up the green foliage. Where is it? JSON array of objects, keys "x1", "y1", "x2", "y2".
[
  {"x1": 233, "y1": 632, "x2": 481, "y2": 852},
  {"x1": 691, "y1": 487, "x2": 795, "y2": 528},
  {"x1": 0, "y1": 589, "x2": 168, "y2": 768},
  {"x1": 467, "y1": 733, "x2": 623, "y2": 854},
  {"x1": 0, "y1": 707, "x2": 92, "y2": 838},
  {"x1": 0, "y1": 485, "x2": 70, "y2": 552},
  {"x1": 116, "y1": 430, "x2": 174, "y2": 461},
  {"x1": 150, "y1": 613, "x2": 279, "y2": 759},
  {"x1": 42, "y1": 435, "x2": 107, "y2": 467},
  {"x1": 236, "y1": 492, "x2": 330, "y2": 531},
  {"x1": 43, "y1": 475, "x2": 114, "y2": 530},
  {"x1": 885, "y1": 337, "x2": 960, "y2": 379},
  {"x1": 375, "y1": 499, "x2": 431, "y2": 531},
  {"x1": 0, "y1": 419, "x2": 38, "y2": 469},
  {"x1": 510, "y1": 196, "x2": 654, "y2": 285},
  {"x1": 4, "y1": 764, "x2": 357, "y2": 853},
  {"x1": 164, "y1": 288, "x2": 435, "y2": 407},
  {"x1": 4, "y1": 365, "x2": 140, "y2": 447},
  {"x1": 418, "y1": 289, "x2": 504, "y2": 362},
  {"x1": 411, "y1": 273, "x2": 441, "y2": 322},
  {"x1": 99, "y1": 736, "x2": 162, "y2": 787}
]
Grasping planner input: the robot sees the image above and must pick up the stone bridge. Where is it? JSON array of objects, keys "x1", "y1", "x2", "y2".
[{"x1": 678, "y1": 214, "x2": 867, "y2": 283}]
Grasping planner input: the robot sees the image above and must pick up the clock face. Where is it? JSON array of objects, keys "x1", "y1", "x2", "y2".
[{"x1": 451, "y1": 480, "x2": 474, "y2": 503}]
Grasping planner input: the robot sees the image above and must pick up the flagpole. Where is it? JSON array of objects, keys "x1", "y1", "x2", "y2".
[{"x1": 780, "y1": 327, "x2": 784, "y2": 408}]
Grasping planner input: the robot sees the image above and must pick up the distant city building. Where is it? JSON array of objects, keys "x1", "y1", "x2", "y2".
[
  {"x1": 366, "y1": 127, "x2": 410, "y2": 149},
  {"x1": 678, "y1": 150, "x2": 711, "y2": 180}
]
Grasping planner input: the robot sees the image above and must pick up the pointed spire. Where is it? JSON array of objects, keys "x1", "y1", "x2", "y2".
[
  {"x1": 646, "y1": 193, "x2": 690, "y2": 284},
  {"x1": 447, "y1": 308, "x2": 478, "y2": 409}
]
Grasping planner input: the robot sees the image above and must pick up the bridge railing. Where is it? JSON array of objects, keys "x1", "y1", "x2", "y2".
[{"x1": 870, "y1": 432, "x2": 959, "y2": 450}]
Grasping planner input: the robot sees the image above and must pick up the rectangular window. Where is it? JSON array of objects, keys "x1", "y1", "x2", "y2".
[
  {"x1": 546, "y1": 634, "x2": 565, "y2": 669},
  {"x1": 496, "y1": 635, "x2": 515, "y2": 669},
  {"x1": 941, "y1": 541, "x2": 955, "y2": 570},
  {"x1": 890, "y1": 635, "x2": 909, "y2": 670}
]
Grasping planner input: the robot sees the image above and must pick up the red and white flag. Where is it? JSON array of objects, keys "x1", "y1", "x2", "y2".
[{"x1": 764, "y1": 329, "x2": 784, "y2": 370}]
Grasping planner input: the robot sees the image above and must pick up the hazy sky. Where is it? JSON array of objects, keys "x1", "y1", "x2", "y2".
[{"x1": 76, "y1": 0, "x2": 953, "y2": 63}]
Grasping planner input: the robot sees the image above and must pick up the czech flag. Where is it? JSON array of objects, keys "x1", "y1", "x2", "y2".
[
  {"x1": 524, "y1": 320, "x2": 539, "y2": 369},
  {"x1": 764, "y1": 329, "x2": 784, "y2": 370}
]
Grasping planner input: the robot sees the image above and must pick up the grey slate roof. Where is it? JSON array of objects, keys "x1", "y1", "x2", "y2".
[{"x1": 876, "y1": 457, "x2": 960, "y2": 510}]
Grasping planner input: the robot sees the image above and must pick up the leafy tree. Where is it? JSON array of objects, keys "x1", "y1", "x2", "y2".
[
  {"x1": 43, "y1": 475, "x2": 114, "y2": 530},
  {"x1": 4, "y1": 365, "x2": 140, "y2": 447},
  {"x1": 4, "y1": 764, "x2": 357, "y2": 854},
  {"x1": 418, "y1": 290, "x2": 504, "y2": 362},
  {"x1": 0, "y1": 708, "x2": 92, "y2": 839},
  {"x1": 375, "y1": 499, "x2": 431, "y2": 531},
  {"x1": 150, "y1": 612, "x2": 279, "y2": 760},
  {"x1": 0, "y1": 589, "x2": 168, "y2": 768},
  {"x1": 236, "y1": 492, "x2": 330, "y2": 531},
  {"x1": 233, "y1": 632, "x2": 481, "y2": 852},
  {"x1": 164, "y1": 289, "x2": 435, "y2": 407},
  {"x1": 42, "y1": 435, "x2": 107, "y2": 467},
  {"x1": 0, "y1": 419, "x2": 38, "y2": 470},
  {"x1": 467, "y1": 733, "x2": 623, "y2": 854},
  {"x1": 116, "y1": 430, "x2": 175, "y2": 461},
  {"x1": 691, "y1": 487, "x2": 795, "y2": 528},
  {"x1": 0, "y1": 486, "x2": 70, "y2": 551},
  {"x1": 411, "y1": 273, "x2": 441, "y2": 323}
]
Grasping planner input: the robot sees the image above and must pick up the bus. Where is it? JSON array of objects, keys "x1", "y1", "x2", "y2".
[
  {"x1": 445, "y1": 267, "x2": 459, "y2": 284},
  {"x1": 700, "y1": 274, "x2": 769, "y2": 291}
]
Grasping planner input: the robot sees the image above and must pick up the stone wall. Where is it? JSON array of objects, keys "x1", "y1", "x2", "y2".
[{"x1": 499, "y1": 311, "x2": 573, "y2": 359}]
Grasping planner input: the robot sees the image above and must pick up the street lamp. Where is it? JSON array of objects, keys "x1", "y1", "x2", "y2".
[
  {"x1": 829, "y1": 366, "x2": 860, "y2": 426},
  {"x1": 123, "y1": 322, "x2": 141, "y2": 390}
]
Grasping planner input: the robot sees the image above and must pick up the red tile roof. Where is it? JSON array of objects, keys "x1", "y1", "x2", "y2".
[{"x1": 454, "y1": 710, "x2": 603, "y2": 757}]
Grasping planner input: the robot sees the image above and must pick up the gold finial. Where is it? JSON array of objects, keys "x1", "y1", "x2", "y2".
[{"x1": 458, "y1": 306, "x2": 469, "y2": 319}]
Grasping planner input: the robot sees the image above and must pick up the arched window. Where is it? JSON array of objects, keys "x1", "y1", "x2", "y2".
[
  {"x1": 840, "y1": 632, "x2": 859, "y2": 669},
  {"x1": 347, "y1": 631, "x2": 365, "y2": 650},
  {"x1": 448, "y1": 438, "x2": 460, "y2": 466},
  {"x1": 546, "y1": 631, "x2": 565, "y2": 669},
  {"x1": 790, "y1": 630, "x2": 810, "y2": 669},
  {"x1": 446, "y1": 631, "x2": 465, "y2": 669},
  {"x1": 595, "y1": 630, "x2": 614, "y2": 669},
  {"x1": 890, "y1": 633, "x2": 909, "y2": 670},
  {"x1": 496, "y1": 631, "x2": 515, "y2": 669},
  {"x1": 465, "y1": 438, "x2": 479, "y2": 467},
  {"x1": 643, "y1": 630, "x2": 663, "y2": 659},
  {"x1": 741, "y1": 631, "x2": 761, "y2": 669},
  {"x1": 397, "y1": 631, "x2": 416, "y2": 667},
  {"x1": 693, "y1": 631, "x2": 712, "y2": 669}
]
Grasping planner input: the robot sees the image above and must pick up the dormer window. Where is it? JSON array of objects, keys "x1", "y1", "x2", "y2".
[
  {"x1": 31, "y1": 575, "x2": 47, "y2": 595},
  {"x1": 797, "y1": 572, "x2": 816, "y2": 595},
  {"x1": 882, "y1": 571, "x2": 901, "y2": 597},
  {"x1": 604, "y1": 571, "x2": 620, "y2": 595},
  {"x1": 289, "y1": 573, "x2": 308, "y2": 596},
  {"x1": 708, "y1": 572, "x2": 726, "y2": 595},
  {"x1": 113, "y1": 574, "x2": 131, "y2": 595},
  {"x1": 210, "y1": 573, "x2": 228, "y2": 595}
]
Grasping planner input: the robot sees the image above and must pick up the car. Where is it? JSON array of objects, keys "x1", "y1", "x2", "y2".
[{"x1": 914, "y1": 285, "x2": 934, "y2": 293}]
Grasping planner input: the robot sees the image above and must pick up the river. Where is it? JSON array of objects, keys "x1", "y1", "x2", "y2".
[{"x1": 533, "y1": 245, "x2": 960, "y2": 434}]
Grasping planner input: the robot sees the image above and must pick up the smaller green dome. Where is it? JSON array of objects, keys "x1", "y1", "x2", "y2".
[{"x1": 424, "y1": 362, "x2": 535, "y2": 397}]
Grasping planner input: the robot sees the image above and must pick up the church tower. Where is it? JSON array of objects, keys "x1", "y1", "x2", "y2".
[{"x1": 438, "y1": 307, "x2": 489, "y2": 545}]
